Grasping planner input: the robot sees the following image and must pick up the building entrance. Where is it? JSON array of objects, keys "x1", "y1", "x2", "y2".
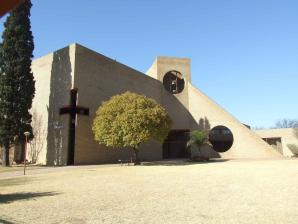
[{"x1": 163, "y1": 130, "x2": 190, "y2": 159}]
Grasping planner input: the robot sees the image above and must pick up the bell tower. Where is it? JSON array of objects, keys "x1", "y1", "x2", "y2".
[{"x1": 146, "y1": 56, "x2": 191, "y2": 109}]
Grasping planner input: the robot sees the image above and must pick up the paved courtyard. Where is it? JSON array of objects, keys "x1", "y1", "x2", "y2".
[{"x1": 1, "y1": 159, "x2": 298, "y2": 224}]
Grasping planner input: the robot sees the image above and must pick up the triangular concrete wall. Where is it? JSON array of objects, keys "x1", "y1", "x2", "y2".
[{"x1": 188, "y1": 84, "x2": 281, "y2": 159}]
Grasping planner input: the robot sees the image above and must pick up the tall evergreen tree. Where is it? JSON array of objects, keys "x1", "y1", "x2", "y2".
[{"x1": 0, "y1": 0, "x2": 35, "y2": 166}]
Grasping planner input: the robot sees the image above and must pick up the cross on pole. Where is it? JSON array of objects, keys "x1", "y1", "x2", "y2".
[{"x1": 59, "y1": 88, "x2": 89, "y2": 165}]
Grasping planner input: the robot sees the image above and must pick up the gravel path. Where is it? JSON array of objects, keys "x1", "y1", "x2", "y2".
[{"x1": 1, "y1": 159, "x2": 298, "y2": 224}]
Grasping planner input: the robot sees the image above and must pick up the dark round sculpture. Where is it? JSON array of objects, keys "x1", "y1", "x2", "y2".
[
  {"x1": 209, "y1": 125, "x2": 234, "y2": 152},
  {"x1": 163, "y1": 70, "x2": 185, "y2": 94}
]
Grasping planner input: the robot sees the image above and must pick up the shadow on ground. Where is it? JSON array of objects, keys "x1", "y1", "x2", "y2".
[
  {"x1": 142, "y1": 159, "x2": 229, "y2": 166},
  {"x1": 0, "y1": 218, "x2": 18, "y2": 224},
  {"x1": 0, "y1": 177, "x2": 40, "y2": 187},
  {"x1": 0, "y1": 191, "x2": 60, "y2": 204}
]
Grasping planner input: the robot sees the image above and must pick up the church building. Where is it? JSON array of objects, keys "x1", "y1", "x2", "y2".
[{"x1": 31, "y1": 43, "x2": 280, "y2": 165}]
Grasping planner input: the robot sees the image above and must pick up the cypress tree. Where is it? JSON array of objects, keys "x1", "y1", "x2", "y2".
[{"x1": 0, "y1": 0, "x2": 35, "y2": 166}]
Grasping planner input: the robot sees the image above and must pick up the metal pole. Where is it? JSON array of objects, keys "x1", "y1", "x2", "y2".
[{"x1": 23, "y1": 135, "x2": 27, "y2": 175}]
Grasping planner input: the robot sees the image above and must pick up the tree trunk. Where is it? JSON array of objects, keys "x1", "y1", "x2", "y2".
[
  {"x1": 2, "y1": 146, "x2": 10, "y2": 167},
  {"x1": 133, "y1": 147, "x2": 141, "y2": 165}
]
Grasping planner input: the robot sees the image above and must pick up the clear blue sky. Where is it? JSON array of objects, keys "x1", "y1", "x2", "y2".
[{"x1": 1, "y1": 0, "x2": 297, "y2": 128}]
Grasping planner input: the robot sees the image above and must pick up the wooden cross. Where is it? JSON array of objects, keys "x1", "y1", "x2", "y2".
[{"x1": 59, "y1": 88, "x2": 89, "y2": 165}]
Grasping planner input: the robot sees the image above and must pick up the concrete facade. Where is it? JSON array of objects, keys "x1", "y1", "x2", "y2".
[
  {"x1": 30, "y1": 43, "x2": 280, "y2": 165},
  {"x1": 255, "y1": 128, "x2": 298, "y2": 157}
]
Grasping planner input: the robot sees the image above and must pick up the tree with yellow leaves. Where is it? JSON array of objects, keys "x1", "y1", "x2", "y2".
[{"x1": 92, "y1": 91, "x2": 172, "y2": 165}]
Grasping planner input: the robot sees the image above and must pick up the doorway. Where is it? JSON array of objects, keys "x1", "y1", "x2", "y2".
[{"x1": 163, "y1": 130, "x2": 190, "y2": 159}]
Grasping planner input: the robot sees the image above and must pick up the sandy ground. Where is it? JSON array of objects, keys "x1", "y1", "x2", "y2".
[{"x1": 0, "y1": 159, "x2": 298, "y2": 224}]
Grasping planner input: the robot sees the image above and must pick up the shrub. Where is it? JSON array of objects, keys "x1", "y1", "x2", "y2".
[{"x1": 187, "y1": 130, "x2": 210, "y2": 160}]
